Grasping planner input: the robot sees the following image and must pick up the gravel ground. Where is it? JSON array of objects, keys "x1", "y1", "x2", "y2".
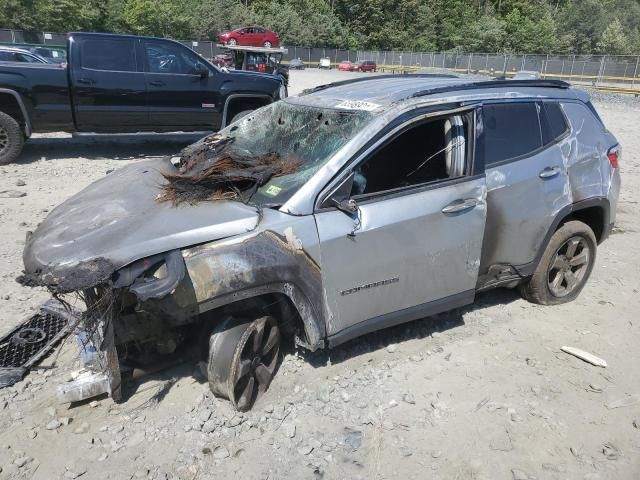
[{"x1": 0, "y1": 70, "x2": 638, "y2": 480}]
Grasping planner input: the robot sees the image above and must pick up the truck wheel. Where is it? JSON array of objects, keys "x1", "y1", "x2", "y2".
[
  {"x1": 0, "y1": 112, "x2": 24, "y2": 165},
  {"x1": 207, "y1": 315, "x2": 280, "y2": 411},
  {"x1": 519, "y1": 220, "x2": 597, "y2": 305},
  {"x1": 230, "y1": 110, "x2": 253, "y2": 123}
]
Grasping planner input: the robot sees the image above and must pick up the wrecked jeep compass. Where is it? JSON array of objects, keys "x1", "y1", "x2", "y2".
[{"x1": 19, "y1": 76, "x2": 620, "y2": 410}]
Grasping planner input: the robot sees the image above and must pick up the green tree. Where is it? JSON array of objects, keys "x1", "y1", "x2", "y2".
[{"x1": 597, "y1": 19, "x2": 630, "y2": 54}]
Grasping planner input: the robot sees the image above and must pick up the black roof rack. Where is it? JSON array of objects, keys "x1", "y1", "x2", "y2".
[
  {"x1": 411, "y1": 79, "x2": 571, "y2": 98},
  {"x1": 300, "y1": 73, "x2": 460, "y2": 96}
]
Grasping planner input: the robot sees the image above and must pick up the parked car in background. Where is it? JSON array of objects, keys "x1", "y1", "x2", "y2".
[
  {"x1": 338, "y1": 60, "x2": 354, "y2": 71},
  {"x1": 318, "y1": 57, "x2": 331, "y2": 69},
  {"x1": 217, "y1": 26, "x2": 280, "y2": 48},
  {"x1": 0, "y1": 32, "x2": 287, "y2": 165},
  {"x1": 288, "y1": 58, "x2": 305, "y2": 70},
  {"x1": 513, "y1": 70, "x2": 541, "y2": 80},
  {"x1": 212, "y1": 53, "x2": 233, "y2": 68},
  {"x1": 29, "y1": 46, "x2": 66, "y2": 64},
  {"x1": 0, "y1": 47, "x2": 48, "y2": 64},
  {"x1": 356, "y1": 60, "x2": 377, "y2": 72}
]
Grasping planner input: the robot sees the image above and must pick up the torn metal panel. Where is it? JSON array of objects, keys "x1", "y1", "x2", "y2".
[
  {"x1": 19, "y1": 159, "x2": 261, "y2": 292},
  {"x1": 0, "y1": 300, "x2": 77, "y2": 388}
]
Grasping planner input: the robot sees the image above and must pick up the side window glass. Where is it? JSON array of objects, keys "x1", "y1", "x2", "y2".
[
  {"x1": 540, "y1": 102, "x2": 569, "y2": 145},
  {"x1": 144, "y1": 41, "x2": 199, "y2": 74},
  {"x1": 80, "y1": 38, "x2": 136, "y2": 72},
  {"x1": 0, "y1": 52, "x2": 17, "y2": 61},
  {"x1": 351, "y1": 114, "x2": 467, "y2": 196},
  {"x1": 483, "y1": 102, "x2": 542, "y2": 166}
]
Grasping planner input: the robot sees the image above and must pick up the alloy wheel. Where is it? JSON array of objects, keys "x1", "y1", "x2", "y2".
[
  {"x1": 547, "y1": 236, "x2": 591, "y2": 297},
  {"x1": 0, "y1": 127, "x2": 8, "y2": 155}
]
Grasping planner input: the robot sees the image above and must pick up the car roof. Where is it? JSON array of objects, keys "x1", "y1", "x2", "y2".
[
  {"x1": 0, "y1": 47, "x2": 33, "y2": 54},
  {"x1": 293, "y1": 75, "x2": 577, "y2": 110}
]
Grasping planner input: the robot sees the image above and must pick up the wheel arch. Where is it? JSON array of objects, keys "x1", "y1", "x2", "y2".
[
  {"x1": 0, "y1": 88, "x2": 31, "y2": 136},
  {"x1": 221, "y1": 93, "x2": 273, "y2": 128},
  {"x1": 517, "y1": 197, "x2": 610, "y2": 277}
]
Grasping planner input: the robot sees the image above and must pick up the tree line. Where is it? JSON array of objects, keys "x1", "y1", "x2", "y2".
[{"x1": 1, "y1": 0, "x2": 640, "y2": 54}]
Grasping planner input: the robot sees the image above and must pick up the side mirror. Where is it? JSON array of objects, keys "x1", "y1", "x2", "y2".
[
  {"x1": 320, "y1": 172, "x2": 356, "y2": 214},
  {"x1": 192, "y1": 65, "x2": 209, "y2": 78}
]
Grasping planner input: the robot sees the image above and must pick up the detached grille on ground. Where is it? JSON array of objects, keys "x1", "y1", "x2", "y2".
[{"x1": 0, "y1": 300, "x2": 78, "y2": 388}]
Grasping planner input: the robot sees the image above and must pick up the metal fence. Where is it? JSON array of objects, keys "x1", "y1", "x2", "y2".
[{"x1": 2, "y1": 28, "x2": 639, "y2": 92}]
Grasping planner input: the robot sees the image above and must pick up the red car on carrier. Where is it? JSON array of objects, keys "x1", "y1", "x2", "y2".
[
  {"x1": 217, "y1": 26, "x2": 280, "y2": 48},
  {"x1": 338, "y1": 60, "x2": 354, "y2": 71}
]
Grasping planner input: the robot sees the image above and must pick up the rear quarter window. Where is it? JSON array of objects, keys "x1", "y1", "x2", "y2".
[
  {"x1": 483, "y1": 102, "x2": 542, "y2": 166},
  {"x1": 540, "y1": 102, "x2": 569, "y2": 145}
]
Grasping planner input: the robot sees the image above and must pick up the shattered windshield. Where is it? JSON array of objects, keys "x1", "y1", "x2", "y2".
[{"x1": 158, "y1": 100, "x2": 373, "y2": 207}]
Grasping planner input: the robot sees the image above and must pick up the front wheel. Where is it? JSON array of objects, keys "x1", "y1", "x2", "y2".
[
  {"x1": 228, "y1": 38, "x2": 237, "y2": 46},
  {"x1": 264, "y1": 41, "x2": 272, "y2": 48},
  {"x1": 208, "y1": 316, "x2": 281, "y2": 411},
  {"x1": 519, "y1": 220, "x2": 597, "y2": 305},
  {"x1": 0, "y1": 111, "x2": 24, "y2": 165}
]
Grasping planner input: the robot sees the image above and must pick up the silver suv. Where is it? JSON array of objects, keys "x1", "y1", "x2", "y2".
[{"x1": 21, "y1": 77, "x2": 621, "y2": 410}]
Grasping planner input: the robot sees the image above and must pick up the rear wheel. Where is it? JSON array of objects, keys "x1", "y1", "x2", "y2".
[
  {"x1": 208, "y1": 315, "x2": 280, "y2": 411},
  {"x1": 519, "y1": 220, "x2": 597, "y2": 305},
  {"x1": 264, "y1": 41, "x2": 272, "y2": 48},
  {"x1": 0, "y1": 111, "x2": 24, "y2": 165},
  {"x1": 230, "y1": 110, "x2": 253, "y2": 124}
]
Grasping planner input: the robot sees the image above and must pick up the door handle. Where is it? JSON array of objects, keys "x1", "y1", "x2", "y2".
[
  {"x1": 149, "y1": 80, "x2": 165, "y2": 87},
  {"x1": 539, "y1": 166, "x2": 561, "y2": 179},
  {"x1": 76, "y1": 78, "x2": 95, "y2": 85},
  {"x1": 442, "y1": 198, "x2": 478, "y2": 215}
]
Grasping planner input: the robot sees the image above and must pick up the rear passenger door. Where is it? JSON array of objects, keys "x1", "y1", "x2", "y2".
[
  {"x1": 479, "y1": 101, "x2": 571, "y2": 281},
  {"x1": 71, "y1": 36, "x2": 148, "y2": 130}
]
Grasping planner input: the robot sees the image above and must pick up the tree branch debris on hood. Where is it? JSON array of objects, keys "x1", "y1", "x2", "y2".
[{"x1": 157, "y1": 134, "x2": 301, "y2": 206}]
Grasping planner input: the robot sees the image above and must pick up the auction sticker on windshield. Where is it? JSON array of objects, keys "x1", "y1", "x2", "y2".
[{"x1": 335, "y1": 100, "x2": 381, "y2": 111}]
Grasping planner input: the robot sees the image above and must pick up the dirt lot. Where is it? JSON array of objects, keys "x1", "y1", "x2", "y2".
[{"x1": 0, "y1": 70, "x2": 639, "y2": 480}]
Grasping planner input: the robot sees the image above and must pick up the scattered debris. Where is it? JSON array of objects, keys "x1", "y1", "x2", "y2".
[
  {"x1": 560, "y1": 346, "x2": 607, "y2": 367},
  {"x1": 15, "y1": 179, "x2": 26, "y2": 186},
  {"x1": 602, "y1": 442, "x2": 620, "y2": 460},
  {"x1": 605, "y1": 394, "x2": 640, "y2": 409},
  {"x1": 0, "y1": 189, "x2": 26, "y2": 198},
  {"x1": 0, "y1": 300, "x2": 76, "y2": 388}
]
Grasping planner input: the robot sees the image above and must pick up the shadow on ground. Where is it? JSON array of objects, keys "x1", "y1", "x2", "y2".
[
  {"x1": 16, "y1": 132, "x2": 209, "y2": 164},
  {"x1": 303, "y1": 287, "x2": 521, "y2": 368}
]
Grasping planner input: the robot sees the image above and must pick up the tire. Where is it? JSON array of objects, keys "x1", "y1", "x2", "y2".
[
  {"x1": 228, "y1": 38, "x2": 237, "y2": 46},
  {"x1": 208, "y1": 315, "x2": 281, "y2": 411},
  {"x1": 519, "y1": 220, "x2": 597, "y2": 305},
  {"x1": 230, "y1": 110, "x2": 253, "y2": 124},
  {"x1": 264, "y1": 41, "x2": 272, "y2": 48},
  {"x1": 0, "y1": 111, "x2": 24, "y2": 165}
]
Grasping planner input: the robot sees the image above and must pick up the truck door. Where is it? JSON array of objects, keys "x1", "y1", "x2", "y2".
[
  {"x1": 70, "y1": 36, "x2": 148, "y2": 130},
  {"x1": 141, "y1": 39, "x2": 223, "y2": 129},
  {"x1": 314, "y1": 109, "x2": 486, "y2": 343}
]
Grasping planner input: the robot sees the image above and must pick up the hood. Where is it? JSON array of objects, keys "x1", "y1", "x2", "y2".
[
  {"x1": 22, "y1": 158, "x2": 260, "y2": 286},
  {"x1": 226, "y1": 69, "x2": 282, "y2": 82}
]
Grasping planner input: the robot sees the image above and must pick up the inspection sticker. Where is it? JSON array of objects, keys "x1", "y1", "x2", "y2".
[
  {"x1": 265, "y1": 185, "x2": 282, "y2": 196},
  {"x1": 335, "y1": 100, "x2": 381, "y2": 111}
]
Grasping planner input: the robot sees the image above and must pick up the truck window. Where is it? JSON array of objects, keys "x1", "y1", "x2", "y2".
[
  {"x1": 143, "y1": 41, "x2": 200, "y2": 75},
  {"x1": 80, "y1": 38, "x2": 137, "y2": 72}
]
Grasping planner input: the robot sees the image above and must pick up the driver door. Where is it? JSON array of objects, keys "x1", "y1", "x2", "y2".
[
  {"x1": 141, "y1": 39, "x2": 222, "y2": 129},
  {"x1": 314, "y1": 109, "x2": 487, "y2": 344}
]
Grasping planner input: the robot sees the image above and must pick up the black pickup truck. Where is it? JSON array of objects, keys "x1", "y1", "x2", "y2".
[{"x1": 0, "y1": 32, "x2": 287, "y2": 164}]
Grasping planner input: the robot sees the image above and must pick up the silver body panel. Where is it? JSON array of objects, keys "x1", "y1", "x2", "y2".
[{"x1": 20, "y1": 76, "x2": 621, "y2": 351}]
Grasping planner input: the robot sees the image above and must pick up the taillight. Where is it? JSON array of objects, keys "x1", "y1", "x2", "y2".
[{"x1": 607, "y1": 145, "x2": 620, "y2": 169}]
